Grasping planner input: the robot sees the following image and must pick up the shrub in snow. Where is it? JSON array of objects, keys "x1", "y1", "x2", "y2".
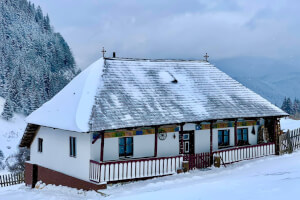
[
  {"x1": 5, "y1": 147, "x2": 29, "y2": 173},
  {"x1": 0, "y1": 150, "x2": 4, "y2": 169}
]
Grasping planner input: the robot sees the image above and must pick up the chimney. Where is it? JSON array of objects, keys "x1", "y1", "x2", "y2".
[{"x1": 113, "y1": 52, "x2": 116, "y2": 58}]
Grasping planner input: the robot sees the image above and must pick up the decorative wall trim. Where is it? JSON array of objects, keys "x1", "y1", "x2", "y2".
[
  {"x1": 196, "y1": 120, "x2": 258, "y2": 130},
  {"x1": 93, "y1": 125, "x2": 180, "y2": 139}
]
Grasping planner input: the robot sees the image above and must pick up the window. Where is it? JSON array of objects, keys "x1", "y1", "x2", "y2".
[
  {"x1": 183, "y1": 134, "x2": 190, "y2": 140},
  {"x1": 184, "y1": 141, "x2": 190, "y2": 153},
  {"x1": 218, "y1": 130, "x2": 230, "y2": 147},
  {"x1": 69, "y1": 137, "x2": 76, "y2": 157},
  {"x1": 119, "y1": 137, "x2": 133, "y2": 157},
  {"x1": 237, "y1": 128, "x2": 249, "y2": 145},
  {"x1": 38, "y1": 138, "x2": 43, "y2": 153}
]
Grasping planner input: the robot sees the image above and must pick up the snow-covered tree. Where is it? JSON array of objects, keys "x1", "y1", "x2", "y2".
[
  {"x1": 5, "y1": 147, "x2": 29, "y2": 173},
  {"x1": 281, "y1": 97, "x2": 293, "y2": 115},
  {"x1": 1, "y1": 99, "x2": 13, "y2": 120},
  {"x1": 0, "y1": 150, "x2": 4, "y2": 169},
  {"x1": 0, "y1": 0, "x2": 80, "y2": 119}
]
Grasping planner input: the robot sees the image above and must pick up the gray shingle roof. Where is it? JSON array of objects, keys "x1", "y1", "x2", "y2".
[{"x1": 88, "y1": 58, "x2": 287, "y2": 131}]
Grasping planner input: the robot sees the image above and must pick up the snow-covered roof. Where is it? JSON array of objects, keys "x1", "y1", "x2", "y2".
[{"x1": 26, "y1": 57, "x2": 287, "y2": 132}]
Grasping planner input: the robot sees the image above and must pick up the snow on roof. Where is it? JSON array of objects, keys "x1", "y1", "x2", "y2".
[
  {"x1": 26, "y1": 57, "x2": 287, "y2": 132},
  {"x1": 26, "y1": 58, "x2": 104, "y2": 132}
]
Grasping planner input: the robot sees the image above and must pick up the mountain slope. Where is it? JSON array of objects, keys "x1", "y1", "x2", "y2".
[
  {"x1": 213, "y1": 57, "x2": 300, "y2": 105},
  {"x1": 0, "y1": 0, "x2": 79, "y2": 118}
]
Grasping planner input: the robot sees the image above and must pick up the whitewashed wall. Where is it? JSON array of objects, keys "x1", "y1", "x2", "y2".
[
  {"x1": 157, "y1": 132, "x2": 179, "y2": 157},
  {"x1": 103, "y1": 138, "x2": 119, "y2": 161},
  {"x1": 134, "y1": 134, "x2": 155, "y2": 158},
  {"x1": 195, "y1": 130, "x2": 210, "y2": 153},
  {"x1": 247, "y1": 125, "x2": 259, "y2": 145},
  {"x1": 99, "y1": 134, "x2": 156, "y2": 161},
  {"x1": 90, "y1": 134, "x2": 100, "y2": 161},
  {"x1": 91, "y1": 123, "x2": 259, "y2": 162},
  {"x1": 30, "y1": 126, "x2": 91, "y2": 181}
]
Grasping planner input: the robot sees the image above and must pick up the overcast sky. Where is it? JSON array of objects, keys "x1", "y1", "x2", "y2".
[{"x1": 30, "y1": 0, "x2": 300, "y2": 69}]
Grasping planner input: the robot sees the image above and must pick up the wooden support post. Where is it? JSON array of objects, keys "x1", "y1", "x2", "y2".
[
  {"x1": 210, "y1": 121, "x2": 213, "y2": 165},
  {"x1": 234, "y1": 119, "x2": 238, "y2": 146},
  {"x1": 154, "y1": 126, "x2": 158, "y2": 157},
  {"x1": 179, "y1": 123, "x2": 185, "y2": 154},
  {"x1": 210, "y1": 121, "x2": 213, "y2": 154},
  {"x1": 274, "y1": 118, "x2": 280, "y2": 155},
  {"x1": 100, "y1": 131, "x2": 104, "y2": 162}
]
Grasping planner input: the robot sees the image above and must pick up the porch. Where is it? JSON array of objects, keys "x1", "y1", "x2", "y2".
[
  {"x1": 89, "y1": 117, "x2": 280, "y2": 183},
  {"x1": 89, "y1": 152, "x2": 212, "y2": 183},
  {"x1": 89, "y1": 142, "x2": 275, "y2": 183}
]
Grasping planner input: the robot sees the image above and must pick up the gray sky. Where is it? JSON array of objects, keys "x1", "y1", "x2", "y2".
[{"x1": 30, "y1": 0, "x2": 300, "y2": 69}]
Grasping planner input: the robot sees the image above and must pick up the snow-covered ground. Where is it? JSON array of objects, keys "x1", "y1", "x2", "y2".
[
  {"x1": 280, "y1": 117, "x2": 300, "y2": 131},
  {"x1": 0, "y1": 97, "x2": 27, "y2": 172},
  {"x1": 1, "y1": 151, "x2": 300, "y2": 200}
]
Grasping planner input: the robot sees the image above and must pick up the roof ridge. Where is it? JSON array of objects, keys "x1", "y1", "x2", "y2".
[{"x1": 105, "y1": 57, "x2": 209, "y2": 63}]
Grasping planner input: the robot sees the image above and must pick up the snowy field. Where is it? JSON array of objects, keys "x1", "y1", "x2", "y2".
[
  {"x1": 1, "y1": 151, "x2": 300, "y2": 200},
  {"x1": 280, "y1": 117, "x2": 300, "y2": 131},
  {"x1": 0, "y1": 97, "x2": 27, "y2": 159}
]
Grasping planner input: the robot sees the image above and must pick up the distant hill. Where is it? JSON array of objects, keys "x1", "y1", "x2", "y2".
[
  {"x1": 213, "y1": 56, "x2": 300, "y2": 106},
  {"x1": 0, "y1": 0, "x2": 79, "y2": 119}
]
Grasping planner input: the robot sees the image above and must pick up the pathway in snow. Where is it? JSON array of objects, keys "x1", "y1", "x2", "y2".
[{"x1": 1, "y1": 151, "x2": 300, "y2": 200}]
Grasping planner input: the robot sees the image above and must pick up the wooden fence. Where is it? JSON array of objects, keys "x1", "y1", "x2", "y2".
[
  {"x1": 0, "y1": 172, "x2": 24, "y2": 187},
  {"x1": 183, "y1": 152, "x2": 211, "y2": 169},
  {"x1": 279, "y1": 128, "x2": 300, "y2": 155},
  {"x1": 213, "y1": 143, "x2": 275, "y2": 165}
]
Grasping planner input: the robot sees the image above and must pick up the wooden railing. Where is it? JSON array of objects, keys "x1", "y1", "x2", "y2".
[
  {"x1": 279, "y1": 129, "x2": 300, "y2": 155},
  {"x1": 0, "y1": 172, "x2": 24, "y2": 187},
  {"x1": 184, "y1": 152, "x2": 211, "y2": 169},
  {"x1": 90, "y1": 155, "x2": 183, "y2": 183},
  {"x1": 213, "y1": 143, "x2": 275, "y2": 165}
]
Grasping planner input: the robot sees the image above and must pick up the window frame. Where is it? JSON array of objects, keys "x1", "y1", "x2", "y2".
[
  {"x1": 237, "y1": 128, "x2": 249, "y2": 145},
  {"x1": 119, "y1": 137, "x2": 133, "y2": 157},
  {"x1": 218, "y1": 129, "x2": 230, "y2": 147},
  {"x1": 38, "y1": 138, "x2": 43, "y2": 153},
  {"x1": 69, "y1": 136, "x2": 76, "y2": 158}
]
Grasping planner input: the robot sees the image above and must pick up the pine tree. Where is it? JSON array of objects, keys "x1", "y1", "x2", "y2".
[
  {"x1": 0, "y1": 150, "x2": 4, "y2": 169},
  {"x1": 286, "y1": 97, "x2": 293, "y2": 115},
  {"x1": 1, "y1": 99, "x2": 13, "y2": 120},
  {"x1": 281, "y1": 97, "x2": 294, "y2": 115},
  {"x1": 281, "y1": 97, "x2": 288, "y2": 112}
]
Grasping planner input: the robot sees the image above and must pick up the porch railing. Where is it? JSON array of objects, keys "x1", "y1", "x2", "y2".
[
  {"x1": 213, "y1": 142, "x2": 275, "y2": 165},
  {"x1": 90, "y1": 155, "x2": 183, "y2": 183},
  {"x1": 184, "y1": 152, "x2": 211, "y2": 169}
]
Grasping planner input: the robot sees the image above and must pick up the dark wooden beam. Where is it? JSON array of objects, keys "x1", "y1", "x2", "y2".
[
  {"x1": 210, "y1": 121, "x2": 214, "y2": 165},
  {"x1": 210, "y1": 121, "x2": 213, "y2": 154},
  {"x1": 100, "y1": 132, "x2": 105, "y2": 162},
  {"x1": 234, "y1": 119, "x2": 238, "y2": 146},
  {"x1": 274, "y1": 118, "x2": 280, "y2": 155},
  {"x1": 154, "y1": 126, "x2": 158, "y2": 157},
  {"x1": 92, "y1": 133, "x2": 101, "y2": 144},
  {"x1": 179, "y1": 123, "x2": 185, "y2": 154}
]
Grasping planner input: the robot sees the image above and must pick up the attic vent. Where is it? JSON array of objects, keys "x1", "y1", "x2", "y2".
[
  {"x1": 159, "y1": 71, "x2": 178, "y2": 84},
  {"x1": 172, "y1": 79, "x2": 178, "y2": 83}
]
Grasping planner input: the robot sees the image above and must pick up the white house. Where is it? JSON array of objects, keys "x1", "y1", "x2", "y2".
[{"x1": 20, "y1": 57, "x2": 287, "y2": 190}]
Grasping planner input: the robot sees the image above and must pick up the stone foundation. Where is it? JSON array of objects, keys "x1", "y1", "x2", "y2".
[{"x1": 25, "y1": 162, "x2": 106, "y2": 190}]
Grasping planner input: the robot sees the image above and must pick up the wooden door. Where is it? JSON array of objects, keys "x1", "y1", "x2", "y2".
[
  {"x1": 181, "y1": 131, "x2": 195, "y2": 155},
  {"x1": 32, "y1": 164, "x2": 38, "y2": 188}
]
